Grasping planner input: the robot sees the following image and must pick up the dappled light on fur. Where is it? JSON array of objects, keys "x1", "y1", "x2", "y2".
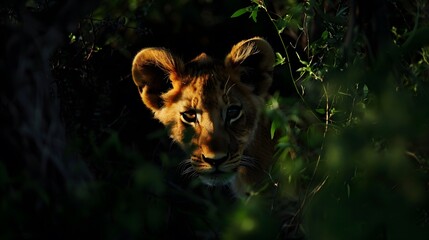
[{"x1": 131, "y1": 37, "x2": 276, "y2": 197}]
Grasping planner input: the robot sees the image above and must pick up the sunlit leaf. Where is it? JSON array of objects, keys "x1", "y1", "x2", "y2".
[
  {"x1": 231, "y1": 7, "x2": 251, "y2": 18},
  {"x1": 69, "y1": 33, "x2": 76, "y2": 44},
  {"x1": 275, "y1": 52, "x2": 286, "y2": 66},
  {"x1": 271, "y1": 120, "x2": 279, "y2": 139}
]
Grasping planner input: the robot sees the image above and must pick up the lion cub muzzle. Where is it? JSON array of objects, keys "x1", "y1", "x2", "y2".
[
  {"x1": 201, "y1": 152, "x2": 228, "y2": 166},
  {"x1": 131, "y1": 37, "x2": 275, "y2": 196},
  {"x1": 192, "y1": 152, "x2": 234, "y2": 170},
  {"x1": 195, "y1": 153, "x2": 237, "y2": 186},
  {"x1": 191, "y1": 150, "x2": 240, "y2": 186}
]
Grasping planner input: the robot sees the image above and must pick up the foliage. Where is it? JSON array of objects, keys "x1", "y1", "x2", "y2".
[
  {"x1": 1, "y1": 0, "x2": 429, "y2": 239},
  {"x1": 239, "y1": 0, "x2": 429, "y2": 239}
]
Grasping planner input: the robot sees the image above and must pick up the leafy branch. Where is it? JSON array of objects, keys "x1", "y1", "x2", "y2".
[{"x1": 232, "y1": 0, "x2": 304, "y2": 104}]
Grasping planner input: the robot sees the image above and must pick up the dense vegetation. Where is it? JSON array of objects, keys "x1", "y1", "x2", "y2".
[{"x1": 1, "y1": 0, "x2": 429, "y2": 239}]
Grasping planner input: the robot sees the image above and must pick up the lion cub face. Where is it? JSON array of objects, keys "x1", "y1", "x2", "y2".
[{"x1": 132, "y1": 37, "x2": 274, "y2": 188}]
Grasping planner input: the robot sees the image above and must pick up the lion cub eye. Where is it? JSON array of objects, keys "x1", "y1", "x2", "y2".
[
  {"x1": 226, "y1": 105, "x2": 243, "y2": 123},
  {"x1": 181, "y1": 110, "x2": 197, "y2": 124}
]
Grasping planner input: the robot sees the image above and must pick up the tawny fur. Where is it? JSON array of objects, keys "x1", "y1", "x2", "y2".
[{"x1": 131, "y1": 37, "x2": 275, "y2": 197}]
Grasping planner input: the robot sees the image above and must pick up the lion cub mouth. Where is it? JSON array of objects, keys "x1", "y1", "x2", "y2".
[{"x1": 189, "y1": 153, "x2": 240, "y2": 186}]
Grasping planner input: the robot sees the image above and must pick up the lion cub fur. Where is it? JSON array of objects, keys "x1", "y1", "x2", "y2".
[{"x1": 131, "y1": 37, "x2": 276, "y2": 197}]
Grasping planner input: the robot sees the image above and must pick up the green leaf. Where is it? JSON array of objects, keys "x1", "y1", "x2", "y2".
[
  {"x1": 69, "y1": 33, "x2": 76, "y2": 44},
  {"x1": 315, "y1": 108, "x2": 325, "y2": 114},
  {"x1": 231, "y1": 7, "x2": 250, "y2": 18},
  {"x1": 330, "y1": 108, "x2": 338, "y2": 116},
  {"x1": 275, "y1": 52, "x2": 286, "y2": 66},
  {"x1": 270, "y1": 121, "x2": 279, "y2": 139},
  {"x1": 231, "y1": 5, "x2": 259, "y2": 22},
  {"x1": 274, "y1": 18, "x2": 288, "y2": 34},
  {"x1": 250, "y1": 7, "x2": 258, "y2": 22},
  {"x1": 321, "y1": 30, "x2": 329, "y2": 40},
  {"x1": 363, "y1": 84, "x2": 369, "y2": 98}
]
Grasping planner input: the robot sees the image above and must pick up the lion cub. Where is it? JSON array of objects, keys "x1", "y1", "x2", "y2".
[{"x1": 131, "y1": 37, "x2": 276, "y2": 197}]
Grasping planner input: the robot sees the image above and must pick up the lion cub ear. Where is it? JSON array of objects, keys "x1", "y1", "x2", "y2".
[
  {"x1": 131, "y1": 48, "x2": 184, "y2": 112},
  {"x1": 225, "y1": 37, "x2": 275, "y2": 97}
]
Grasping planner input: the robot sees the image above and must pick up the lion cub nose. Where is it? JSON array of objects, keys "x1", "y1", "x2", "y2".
[{"x1": 201, "y1": 153, "x2": 228, "y2": 167}]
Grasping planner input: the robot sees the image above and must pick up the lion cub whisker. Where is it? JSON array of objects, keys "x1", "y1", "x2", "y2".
[
  {"x1": 131, "y1": 37, "x2": 276, "y2": 197},
  {"x1": 178, "y1": 159, "x2": 194, "y2": 175},
  {"x1": 240, "y1": 155, "x2": 260, "y2": 169}
]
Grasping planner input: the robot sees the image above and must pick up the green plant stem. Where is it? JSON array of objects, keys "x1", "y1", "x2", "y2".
[{"x1": 259, "y1": 1, "x2": 318, "y2": 120}]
